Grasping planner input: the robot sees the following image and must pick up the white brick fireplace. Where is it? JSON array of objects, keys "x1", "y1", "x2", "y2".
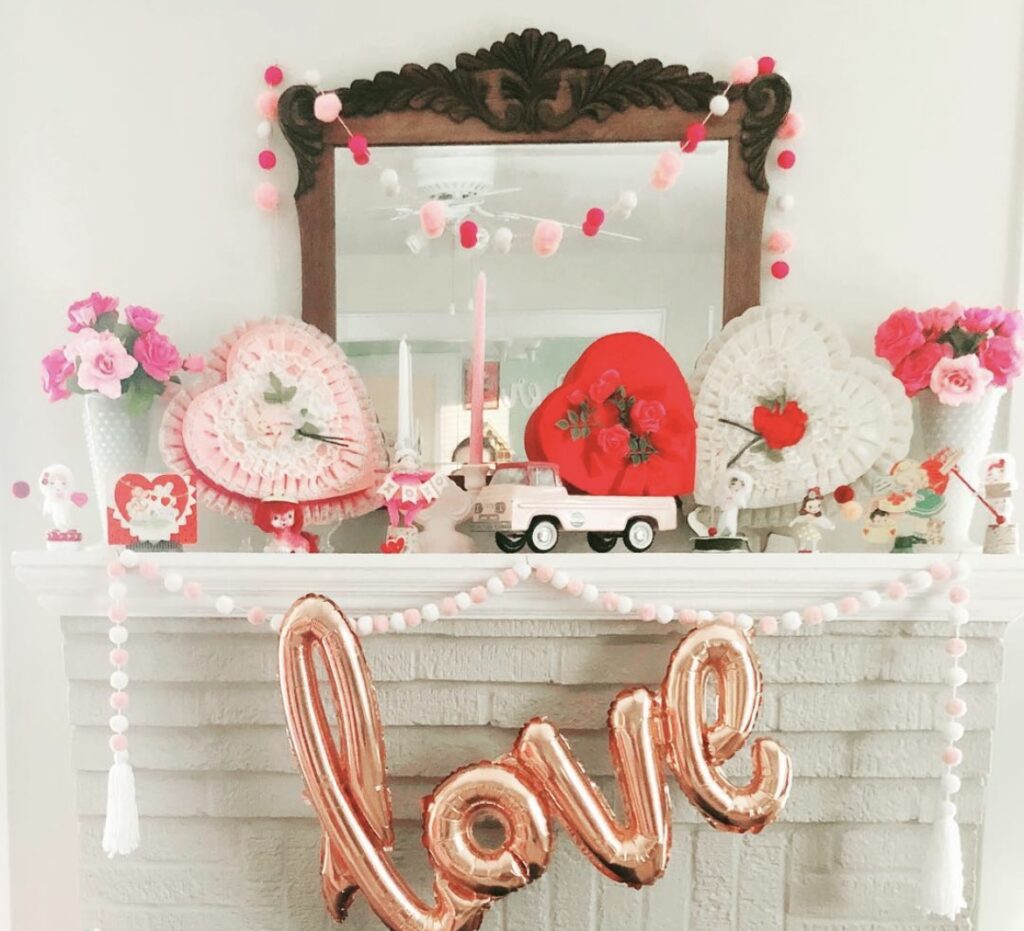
[{"x1": 14, "y1": 552, "x2": 1024, "y2": 930}]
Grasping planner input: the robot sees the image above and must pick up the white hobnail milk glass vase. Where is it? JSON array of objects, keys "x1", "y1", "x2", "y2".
[
  {"x1": 917, "y1": 387, "x2": 1003, "y2": 551},
  {"x1": 82, "y1": 394, "x2": 150, "y2": 539}
]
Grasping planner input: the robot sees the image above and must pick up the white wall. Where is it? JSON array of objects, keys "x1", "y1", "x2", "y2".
[{"x1": 2, "y1": 1, "x2": 1023, "y2": 929}]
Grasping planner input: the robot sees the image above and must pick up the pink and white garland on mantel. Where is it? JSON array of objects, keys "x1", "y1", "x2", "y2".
[{"x1": 102, "y1": 549, "x2": 972, "y2": 918}]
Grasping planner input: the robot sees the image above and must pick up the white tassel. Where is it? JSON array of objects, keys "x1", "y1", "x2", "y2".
[
  {"x1": 102, "y1": 752, "x2": 140, "y2": 858},
  {"x1": 918, "y1": 800, "x2": 965, "y2": 920}
]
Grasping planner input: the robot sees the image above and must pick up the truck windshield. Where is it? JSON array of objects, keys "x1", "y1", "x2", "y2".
[{"x1": 491, "y1": 468, "x2": 528, "y2": 486}]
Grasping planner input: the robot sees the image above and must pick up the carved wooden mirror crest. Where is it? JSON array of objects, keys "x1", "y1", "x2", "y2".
[{"x1": 279, "y1": 29, "x2": 792, "y2": 339}]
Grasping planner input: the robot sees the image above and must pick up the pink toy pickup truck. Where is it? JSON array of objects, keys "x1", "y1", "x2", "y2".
[{"x1": 470, "y1": 461, "x2": 678, "y2": 553}]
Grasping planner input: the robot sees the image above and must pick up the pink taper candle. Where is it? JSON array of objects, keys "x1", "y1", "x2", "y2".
[{"x1": 469, "y1": 272, "x2": 487, "y2": 464}]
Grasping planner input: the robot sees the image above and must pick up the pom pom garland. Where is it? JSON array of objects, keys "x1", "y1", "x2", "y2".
[
  {"x1": 778, "y1": 112, "x2": 804, "y2": 140},
  {"x1": 709, "y1": 94, "x2": 730, "y2": 117},
  {"x1": 257, "y1": 90, "x2": 279, "y2": 120},
  {"x1": 757, "y1": 56, "x2": 776, "y2": 74},
  {"x1": 314, "y1": 92, "x2": 342, "y2": 123},
  {"x1": 681, "y1": 122, "x2": 707, "y2": 152},
  {"x1": 770, "y1": 261, "x2": 790, "y2": 280},
  {"x1": 255, "y1": 181, "x2": 279, "y2": 212},
  {"x1": 765, "y1": 230, "x2": 795, "y2": 254},
  {"x1": 777, "y1": 150, "x2": 797, "y2": 170},
  {"x1": 731, "y1": 56, "x2": 758, "y2": 84},
  {"x1": 347, "y1": 134, "x2": 370, "y2": 166},
  {"x1": 264, "y1": 65, "x2": 284, "y2": 86},
  {"x1": 459, "y1": 220, "x2": 479, "y2": 249},
  {"x1": 258, "y1": 150, "x2": 277, "y2": 170},
  {"x1": 379, "y1": 168, "x2": 401, "y2": 197},
  {"x1": 533, "y1": 219, "x2": 564, "y2": 257},
  {"x1": 419, "y1": 201, "x2": 447, "y2": 239},
  {"x1": 492, "y1": 226, "x2": 514, "y2": 254}
]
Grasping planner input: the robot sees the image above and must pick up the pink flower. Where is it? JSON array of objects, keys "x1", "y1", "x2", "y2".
[
  {"x1": 929, "y1": 354, "x2": 994, "y2": 406},
  {"x1": 629, "y1": 399, "x2": 666, "y2": 434},
  {"x1": 182, "y1": 353, "x2": 206, "y2": 373},
  {"x1": 596, "y1": 423, "x2": 631, "y2": 457},
  {"x1": 875, "y1": 309, "x2": 925, "y2": 366},
  {"x1": 960, "y1": 307, "x2": 1006, "y2": 334},
  {"x1": 132, "y1": 331, "x2": 182, "y2": 382},
  {"x1": 67, "y1": 292, "x2": 118, "y2": 332},
  {"x1": 919, "y1": 303, "x2": 961, "y2": 340},
  {"x1": 75, "y1": 331, "x2": 137, "y2": 399},
  {"x1": 588, "y1": 369, "x2": 621, "y2": 403},
  {"x1": 124, "y1": 305, "x2": 161, "y2": 333},
  {"x1": 567, "y1": 388, "x2": 585, "y2": 406},
  {"x1": 997, "y1": 311, "x2": 1023, "y2": 339},
  {"x1": 978, "y1": 336, "x2": 1023, "y2": 387},
  {"x1": 41, "y1": 348, "x2": 74, "y2": 401},
  {"x1": 892, "y1": 342, "x2": 953, "y2": 396}
]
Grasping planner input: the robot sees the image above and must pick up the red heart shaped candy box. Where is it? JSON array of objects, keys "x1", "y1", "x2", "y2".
[{"x1": 525, "y1": 332, "x2": 696, "y2": 496}]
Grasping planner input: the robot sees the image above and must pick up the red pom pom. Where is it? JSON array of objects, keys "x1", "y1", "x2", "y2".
[
  {"x1": 582, "y1": 222, "x2": 599, "y2": 238},
  {"x1": 264, "y1": 65, "x2": 284, "y2": 86},
  {"x1": 833, "y1": 484, "x2": 855, "y2": 504},
  {"x1": 258, "y1": 149, "x2": 277, "y2": 170},
  {"x1": 757, "y1": 56, "x2": 776, "y2": 75},
  {"x1": 459, "y1": 220, "x2": 479, "y2": 249},
  {"x1": 348, "y1": 134, "x2": 370, "y2": 165},
  {"x1": 777, "y1": 149, "x2": 797, "y2": 170},
  {"x1": 586, "y1": 207, "x2": 605, "y2": 227},
  {"x1": 770, "y1": 260, "x2": 790, "y2": 280},
  {"x1": 681, "y1": 122, "x2": 707, "y2": 152}
]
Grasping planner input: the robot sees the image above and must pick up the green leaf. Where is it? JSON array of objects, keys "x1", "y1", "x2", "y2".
[
  {"x1": 555, "y1": 419, "x2": 571, "y2": 430},
  {"x1": 570, "y1": 428, "x2": 582, "y2": 440},
  {"x1": 567, "y1": 409, "x2": 579, "y2": 424},
  {"x1": 580, "y1": 427, "x2": 590, "y2": 438},
  {"x1": 94, "y1": 312, "x2": 119, "y2": 333},
  {"x1": 269, "y1": 372, "x2": 284, "y2": 393},
  {"x1": 281, "y1": 386, "x2": 297, "y2": 403},
  {"x1": 939, "y1": 326, "x2": 983, "y2": 358},
  {"x1": 128, "y1": 369, "x2": 165, "y2": 396},
  {"x1": 169, "y1": 375, "x2": 181, "y2": 385},
  {"x1": 122, "y1": 383, "x2": 154, "y2": 415},
  {"x1": 65, "y1": 373, "x2": 86, "y2": 395}
]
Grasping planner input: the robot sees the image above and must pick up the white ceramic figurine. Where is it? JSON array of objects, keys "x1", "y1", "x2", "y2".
[
  {"x1": 687, "y1": 467, "x2": 753, "y2": 551},
  {"x1": 39, "y1": 464, "x2": 85, "y2": 550},
  {"x1": 982, "y1": 453, "x2": 1018, "y2": 554}
]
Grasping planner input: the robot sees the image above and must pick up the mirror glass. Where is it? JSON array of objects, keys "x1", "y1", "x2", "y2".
[{"x1": 335, "y1": 142, "x2": 728, "y2": 467}]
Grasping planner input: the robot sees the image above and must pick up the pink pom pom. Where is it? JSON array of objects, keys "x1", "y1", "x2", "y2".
[
  {"x1": 731, "y1": 57, "x2": 758, "y2": 84},
  {"x1": 139, "y1": 560, "x2": 159, "y2": 580},
  {"x1": 258, "y1": 149, "x2": 277, "y2": 170},
  {"x1": 949, "y1": 586, "x2": 970, "y2": 604},
  {"x1": 679, "y1": 608, "x2": 698, "y2": 624},
  {"x1": 886, "y1": 580, "x2": 908, "y2": 601},
  {"x1": 758, "y1": 615, "x2": 779, "y2": 635},
  {"x1": 255, "y1": 182, "x2": 279, "y2": 211},
  {"x1": 440, "y1": 597, "x2": 458, "y2": 616},
  {"x1": 770, "y1": 261, "x2": 790, "y2": 280},
  {"x1": 110, "y1": 692, "x2": 130, "y2": 711},
  {"x1": 758, "y1": 56, "x2": 776, "y2": 75},
  {"x1": 943, "y1": 747, "x2": 963, "y2": 767},
  {"x1": 840, "y1": 500, "x2": 863, "y2": 522},
  {"x1": 419, "y1": 201, "x2": 447, "y2": 238},
  {"x1": 459, "y1": 220, "x2": 479, "y2": 249},
  {"x1": 372, "y1": 614, "x2": 389, "y2": 633},
  {"x1": 247, "y1": 607, "x2": 266, "y2": 626},
  {"x1": 930, "y1": 562, "x2": 954, "y2": 581},
  {"x1": 404, "y1": 608, "x2": 422, "y2": 628},
  {"x1": 109, "y1": 734, "x2": 128, "y2": 754},
  {"x1": 107, "y1": 561, "x2": 126, "y2": 578},
  {"x1": 532, "y1": 220, "x2": 563, "y2": 258},
  {"x1": 777, "y1": 150, "x2": 797, "y2": 170},
  {"x1": 70, "y1": 491, "x2": 89, "y2": 508},
  {"x1": 946, "y1": 637, "x2": 967, "y2": 657},
  {"x1": 108, "y1": 604, "x2": 128, "y2": 624},
  {"x1": 778, "y1": 112, "x2": 804, "y2": 140},
  {"x1": 11, "y1": 481, "x2": 30, "y2": 499},
  {"x1": 257, "y1": 90, "x2": 279, "y2": 120},
  {"x1": 718, "y1": 611, "x2": 736, "y2": 626},
  {"x1": 765, "y1": 230, "x2": 795, "y2": 254},
  {"x1": 947, "y1": 698, "x2": 967, "y2": 717},
  {"x1": 313, "y1": 92, "x2": 342, "y2": 123},
  {"x1": 681, "y1": 122, "x2": 707, "y2": 152},
  {"x1": 640, "y1": 603, "x2": 657, "y2": 622},
  {"x1": 470, "y1": 586, "x2": 488, "y2": 604},
  {"x1": 109, "y1": 648, "x2": 128, "y2": 667},
  {"x1": 501, "y1": 568, "x2": 520, "y2": 587},
  {"x1": 264, "y1": 65, "x2": 284, "y2": 87},
  {"x1": 183, "y1": 581, "x2": 202, "y2": 600},
  {"x1": 567, "y1": 578, "x2": 584, "y2": 597},
  {"x1": 650, "y1": 170, "x2": 676, "y2": 191},
  {"x1": 840, "y1": 596, "x2": 861, "y2": 615},
  {"x1": 602, "y1": 592, "x2": 620, "y2": 611},
  {"x1": 535, "y1": 565, "x2": 555, "y2": 583},
  {"x1": 347, "y1": 134, "x2": 370, "y2": 165},
  {"x1": 803, "y1": 606, "x2": 824, "y2": 625},
  {"x1": 657, "y1": 150, "x2": 684, "y2": 179}
]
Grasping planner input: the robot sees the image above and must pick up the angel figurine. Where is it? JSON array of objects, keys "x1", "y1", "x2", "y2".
[
  {"x1": 39, "y1": 464, "x2": 85, "y2": 550},
  {"x1": 788, "y1": 487, "x2": 835, "y2": 553},
  {"x1": 687, "y1": 467, "x2": 753, "y2": 552}
]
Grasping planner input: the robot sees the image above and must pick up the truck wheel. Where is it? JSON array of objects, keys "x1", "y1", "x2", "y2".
[
  {"x1": 527, "y1": 518, "x2": 559, "y2": 553},
  {"x1": 495, "y1": 532, "x2": 526, "y2": 553},
  {"x1": 586, "y1": 532, "x2": 618, "y2": 553},
  {"x1": 624, "y1": 518, "x2": 656, "y2": 553}
]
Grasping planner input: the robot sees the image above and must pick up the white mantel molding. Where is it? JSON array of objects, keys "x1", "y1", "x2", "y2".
[{"x1": 13, "y1": 551, "x2": 1024, "y2": 625}]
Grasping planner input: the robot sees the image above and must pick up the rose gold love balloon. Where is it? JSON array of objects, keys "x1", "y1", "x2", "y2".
[{"x1": 278, "y1": 595, "x2": 790, "y2": 930}]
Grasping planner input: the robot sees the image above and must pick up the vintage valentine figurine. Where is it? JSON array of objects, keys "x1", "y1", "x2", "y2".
[
  {"x1": 982, "y1": 453, "x2": 1018, "y2": 554},
  {"x1": 39, "y1": 464, "x2": 87, "y2": 549},
  {"x1": 863, "y1": 450, "x2": 957, "y2": 552},
  {"x1": 788, "y1": 487, "x2": 835, "y2": 553},
  {"x1": 253, "y1": 498, "x2": 319, "y2": 553},
  {"x1": 687, "y1": 467, "x2": 753, "y2": 551}
]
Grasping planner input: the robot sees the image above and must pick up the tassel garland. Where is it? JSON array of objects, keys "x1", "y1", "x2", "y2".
[{"x1": 102, "y1": 752, "x2": 140, "y2": 858}]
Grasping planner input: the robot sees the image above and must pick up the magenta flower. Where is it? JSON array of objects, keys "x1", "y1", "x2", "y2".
[
  {"x1": 41, "y1": 348, "x2": 75, "y2": 402},
  {"x1": 124, "y1": 305, "x2": 162, "y2": 333},
  {"x1": 874, "y1": 309, "x2": 925, "y2": 366},
  {"x1": 132, "y1": 330, "x2": 181, "y2": 382},
  {"x1": 978, "y1": 336, "x2": 1023, "y2": 388},
  {"x1": 75, "y1": 331, "x2": 138, "y2": 399},
  {"x1": 919, "y1": 303, "x2": 961, "y2": 340},
  {"x1": 997, "y1": 311, "x2": 1023, "y2": 340},
  {"x1": 892, "y1": 342, "x2": 953, "y2": 396},
  {"x1": 67, "y1": 292, "x2": 118, "y2": 332},
  {"x1": 929, "y1": 354, "x2": 994, "y2": 406},
  {"x1": 960, "y1": 307, "x2": 1006, "y2": 335},
  {"x1": 182, "y1": 353, "x2": 206, "y2": 373}
]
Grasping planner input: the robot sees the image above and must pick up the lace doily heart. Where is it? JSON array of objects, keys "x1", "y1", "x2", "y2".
[
  {"x1": 691, "y1": 306, "x2": 912, "y2": 514},
  {"x1": 160, "y1": 317, "x2": 386, "y2": 525}
]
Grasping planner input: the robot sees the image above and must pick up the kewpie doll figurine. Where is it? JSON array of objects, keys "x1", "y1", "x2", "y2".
[
  {"x1": 789, "y1": 487, "x2": 836, "y2": 553},
  {"x1": 39, "y1": 464, "x2": 86, "y2": 550},
  {"x1": 687, "y1": 467, "x2": 753, "y2": 551},
  {"x1": 253, "y1": 498, "x2": 319, "y2": 553}
]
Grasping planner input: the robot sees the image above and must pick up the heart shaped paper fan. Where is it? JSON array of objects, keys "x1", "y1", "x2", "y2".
[
  {"x1": 691, "y1": 306, "x2": 911, "y2": 524},
  {"x1": 161, "y1": 317, "x2": 386, "y2": 525}
]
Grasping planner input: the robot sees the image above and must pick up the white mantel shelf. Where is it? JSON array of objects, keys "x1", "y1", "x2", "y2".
[{"x1": 13, "y1": 550, "x2": 1024, "y2": 624}]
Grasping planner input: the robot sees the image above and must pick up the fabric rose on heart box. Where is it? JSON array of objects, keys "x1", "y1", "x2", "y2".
[{"x1": 525, "y1": 332, "x2": 696, "y2": 496}]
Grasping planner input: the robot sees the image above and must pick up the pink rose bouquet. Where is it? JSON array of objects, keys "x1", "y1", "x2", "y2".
[
  {"x1": 875, "y1": 303, "x2": 1023, "y2": 404},
  {"x1": 42, "y1": 293, "x2": 202, "y2": 413}
]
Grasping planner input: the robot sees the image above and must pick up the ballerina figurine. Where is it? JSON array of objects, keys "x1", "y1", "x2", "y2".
[{"x1": 789, "y1": 487, "x2": 835, "y2": 553}]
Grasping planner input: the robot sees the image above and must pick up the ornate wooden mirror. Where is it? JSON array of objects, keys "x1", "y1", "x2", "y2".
[{"x1": 279, "y1": 29, "x2": 791, "y2": 463}]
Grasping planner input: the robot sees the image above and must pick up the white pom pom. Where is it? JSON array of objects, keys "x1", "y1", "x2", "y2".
[
  {"x1": 110, "y1": 671, "x2": 129, "y2": 690},
  {"x1": 486, "y1": 576, "x2": 505, "y2": 596},
  {"x1": 821, "y1": 602, "x2": 839, "y2": 621},
  {"x1": 389, "y1": 612, "x2": 406, "y2": 632},
  {"x1": 163, "y1": 572, "x2": 183, "y2": 593},
  {"x1": 656, "y1": 604, "x2": 674, "y2": 624},
  {"x1": 356, "y1": 615, "x2": 374, "y2": 636},
  {"x1": 776, "y1": 193, "x2": 795, "y2": 211},
  {"x1": 455, "y1": 591, "x2": 472, "y2": 610},
  {"x1": 379, "y1": 168, "x2": 400, "y2": 196},
  {"x1": 860, "y1": 590, "x2": 882, "y2": 609},
  {"x1": 269, "y1": 613, "x2": 284, "y2": 632},
  {"x1": 109, "y1": 714, "x2": 129, "y2": 734},
  {"x1": 612, "y1": 189, "x2": 639, "y2": 220},
  {"x1": 118, "y1": 550, "x2": 140, "y2": 569},
  {"x1": 709, "y1": 94, "x2": 730, "y2": 117},
  {"x1": 941, "y1": 721, "x2": 965, "y2": 742},
  {"x1": 422, "y1": 603, "x2": 440, "y2": 623},
  {"x1": 108, "y1": 582, "x2": 127, "y2": 601},
  {"x1": 950, "y1": 605, "x2": 970, "y2": 625},
  {"x1": 581, "y1": 584, "x2": 599, "y2": 603},
  {"x1": 781, "y1": 610, "x2": 802, "y2": 632},
  {"x1": 945, "y1": 666, "x2": 968, "y2": 688},
  {"x1": 108, "y1": 626, "x2": 128, "y2": 645},
  {"x1": 304, "y1": 68, "x2": 322, "y2": 86},
  {"x1": 939, "y1": 799, "x2": 957, "y2": 819},
  {"x1": 493, "y1": 226, "x2": 514, "y2": 255},
  {"x1": 911, "y1": 570, "x2": 934, "y2": 591},
  {"x1": 551, "y1": 571, "x2": 569, "y2": 590},
  {"x1": 617, "y1": 595, "x2": 633, "y2": 615},
  {"x1": 696, "y1": 610, "x2": 714, "y2": 625},
  {"x1": 513, "y1": 561, "x2": 532, "y2": 580},
  {"x1": 735, "y1": 613, "x2": 754, "y2": 631},
  {"x1": 941, "y1": 773, "x2": 962, "y2": 795},
  {"x1": 215, "y1": 596, "x2": 235, "y2": 616},
  {"x1": 256, "y1": 120, "x2": 272, "y2": 140}
]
